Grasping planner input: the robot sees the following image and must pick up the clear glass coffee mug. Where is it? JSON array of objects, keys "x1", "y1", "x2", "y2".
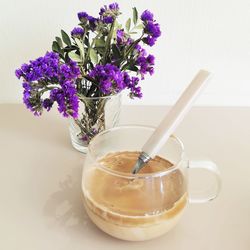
[{"x1": 82, "y1": 126, "x2": 221, "y2": 241}]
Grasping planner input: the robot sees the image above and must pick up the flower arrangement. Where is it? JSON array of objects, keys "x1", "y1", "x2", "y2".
[{"x1": 15, "y1": 3, "x2": 161, "y2": 149}]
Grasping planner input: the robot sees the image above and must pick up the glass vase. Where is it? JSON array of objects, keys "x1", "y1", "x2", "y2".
[{"x1": 69, "y1": 93, "x2": 121, "y2": 153}]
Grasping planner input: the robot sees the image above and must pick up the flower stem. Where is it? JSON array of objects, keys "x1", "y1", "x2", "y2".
[{"x1": 102, "y1": 20, "x2": 116, "y2": 64}]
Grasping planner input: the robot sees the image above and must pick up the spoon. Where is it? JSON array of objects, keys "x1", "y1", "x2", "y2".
[{"x1": 132, "y1": 70, "x2": 211, "y2": 174}]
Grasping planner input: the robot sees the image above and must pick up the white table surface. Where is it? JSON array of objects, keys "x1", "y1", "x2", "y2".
[{"x1": 0, "y1": 104, "x2": 249, "y2": 250}]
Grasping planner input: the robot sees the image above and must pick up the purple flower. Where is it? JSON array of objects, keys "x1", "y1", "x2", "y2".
[
  {"x1": 147, "y1": 54, "x2": 155, "y2": 64},
  {"x1": 22, "y1": 82, "x2": 43, "y2": 116},
  {"x1": 50, "y1": 88, "x2": 66, "y2": 116},
  {"x1": 122, "y1": 72, "x2": 142, "y2": 98},
  {"x1": 50, "y1": 81, "x2": 79, "y2": 118},
  {"x1": 109, "y1": 2, "x2": 119, "y2": 10},
  {"x1": 123, "y1": 71, "x2": 130, "y2": 85},
  {"x1": 43, "y1": 98, "x2": 54, "y2": 111},
  {"x1": 17, "y1": 52, "x2": 60, "y2": 82},
  {"x1": 116, "y1": 29, "x2": 125, "y2": 44},
  {"x1": 15, "y1": 51, "x2": 80, "y2": 118},
  {"x1": 141, "y1": 11, "x2": 161, "y2": 46},
  {"x1": 88, "y1": 64, "x2": 126, "y2": 95},
  {"x1": 143, "y1": 36, "x2": 157, "y2": 47},
  {"x1": 61, "y1": 81, "x2": 79, "y2": 118},
  {"x1": 103, "y1": 16, "x2": 114, "y2": 24},
  {"x1": 78, "y1": 12, "x2": 89, "y2": 22},
  {"x1": 99, "y1": 3, "x2": 120, "y2": 15},
  {"x1": 20, "y1": 63, "x2": 30, "y2": 72},
  {"x1": 133, "y1": 44, "x2": 155, "y2": 78},
  {"x1": 68, "y1": 60, "x2": 81, "y2": 76},
  {"x1": 136, "y1": 54, "x2": 155, "y2": 79},
  {"x1": 141, "y1": 10, "x2": 154, "y2": 22},
  {"x1": 99, "y1": 3, "x2": 120, "y2": 24},
  {"x1": 15, "y1": 69, "x2": 23, "y2": 79},
  {"x1": 71, "y1": 27, "x2": 84, "y2": 38},
  {"x1": 134, "y1": 44, "x2": 147, "y2": 57},
  {"x1": 22, "y1": 82, "x2": 32, "y2": 111},
  {"x1": 99, "y1": 7, "x2": 106, "y2": 16},
  {"x1": 145, "y1": 21, "x2": 161, "y2": 38},
  {"x1": 78, "y1": 11, "x2": 98, "y2": 31},
  {"x1": 59, "y1": 61, "x2": 80, "y2": 80},
  {"x1": 129, "y1": 77, "x2": 142, "y2": 98},
  {"x1": 88, "y1": 16, "x2": 98, "y2": 31},
  {"x1": 115, "y1": 30, "x2": 133, "y2": 48}
]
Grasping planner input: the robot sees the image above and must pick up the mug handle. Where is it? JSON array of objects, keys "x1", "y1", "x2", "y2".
[{"x1": 188, "y1": 160, "x2": 221, "y2": 204}]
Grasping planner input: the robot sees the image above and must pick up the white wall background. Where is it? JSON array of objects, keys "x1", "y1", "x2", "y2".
[{"x1": 1, "y1": 0, "x2": 250, "y2": 106}]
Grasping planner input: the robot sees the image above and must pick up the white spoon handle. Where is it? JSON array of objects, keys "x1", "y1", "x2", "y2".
[{"x1": 142, "y1": 70, "x2": 211, "y2": 158}]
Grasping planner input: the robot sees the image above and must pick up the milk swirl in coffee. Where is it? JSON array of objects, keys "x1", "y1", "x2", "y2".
[{"x1": 82, "y1": 151, "x2": 187, "y2": 241}]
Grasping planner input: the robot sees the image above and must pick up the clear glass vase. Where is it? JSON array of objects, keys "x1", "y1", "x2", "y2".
[{"x1": 69, "y1": 93, "x2": 121, "y2": 153}]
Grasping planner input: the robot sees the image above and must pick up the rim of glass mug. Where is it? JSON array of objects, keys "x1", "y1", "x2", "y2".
[
  {"x1": 78, "y1": 92, "x2": 122, "y2": 101},
  {"x1": 87, "y1": 125, "x2": 186, "y2": 179}
]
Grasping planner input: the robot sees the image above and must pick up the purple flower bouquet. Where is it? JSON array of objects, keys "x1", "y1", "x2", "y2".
[{"x1": 15, "y1": 3, "x2": 161, "y2": 152}]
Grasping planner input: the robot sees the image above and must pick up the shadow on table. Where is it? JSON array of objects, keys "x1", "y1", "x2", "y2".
[{"x1": 43, "y1": 164, "x2": 113, "y2": 241}]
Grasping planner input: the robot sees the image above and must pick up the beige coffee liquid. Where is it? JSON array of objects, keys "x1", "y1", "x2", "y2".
[{"x1": 82, "y1": 151, "x2": 187, "y2": 241}]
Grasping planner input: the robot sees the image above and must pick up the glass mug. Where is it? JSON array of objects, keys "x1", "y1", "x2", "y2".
[{"x1": 82, "y1": 126, "x2": 221, "y2": 241}]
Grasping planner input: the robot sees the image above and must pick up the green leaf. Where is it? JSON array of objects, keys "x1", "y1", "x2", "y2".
[
  {"x1": 114, "y1": 19, "x2": 120, "y2": 28},
  {"x1": 84, "y1": 37, "x2": 90, "y2": 46},
  {"x1": 89, "y1": 48, "x2": 98, "y2": 64},
  {"x1": 61, "y1": 30, "x2": 71, "y2": 46},
  {"x1": 55, "y1": 37, "x2": 63, "y2": 47},
  {"x1": 75, "y1": 38, "x2": 85, "y2": 61},
  {"x1": 112, "y1": 20, "x2": 119, "y2": 40},
  {"x1": 132, "y1": 7, "x2": 138, "y2": 25},
  {"x1": 59, "y1": 54, "x2": 65, "y2": 61},
  {"x1": 63, "y1": 45, "x2": 78, "y2": 52},
  {"x1": 68, "y1": 51, "x2": 82, "y2": 62},
  {"x1": 125, "y1": 18, "x2": 131, "y2": 32},
  {"x1": 135, "y1": 23, "x2": 144, "y2": 30},
  {"x1": 129, "y1": 32, "x2": 137, "y2": 35},
  {"x1": 128, "y1": 65, "x2": 139, "y2": 72},
  {"x1": 95, "y1": 47, "x2": 105, "y2": 55},
  {"x1": 95, "y1": 38, "x2": 105, "y2": 48},
  {"x1": 111, "y1": 44, "x2": 121, "y2": 59},
  {"x1": 52, "y1": 41, "x2": 61, "y2": 53}
]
